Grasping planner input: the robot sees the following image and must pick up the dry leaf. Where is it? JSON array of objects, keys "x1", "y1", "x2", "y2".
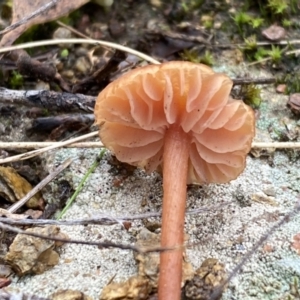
[
  {"x1": 184, "y1": 258, "x2": 227, "y2": 300},
  {"x1": 0, "y1": 166, "x2": 44, "y2": 209},
  {"x1": 51, "y1": 289, "x2": 93, "y2": 300},
  {"x1": 100, "y1": 276, "x2": 151, "y2": 300},
  {"x1": 5, "y1": 225, "x2": 67, "y2": 276},
  {"x1": 0, "y1": 0, "x2": 90, "y2": 47},
  {"x1": 134, "y1": 228, "x2": 194, "y2": 291}
]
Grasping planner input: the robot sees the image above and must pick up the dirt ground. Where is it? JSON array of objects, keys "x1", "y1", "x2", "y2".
[{"x1": 0, "y1": 1, "x2": 300, "y2": 299}]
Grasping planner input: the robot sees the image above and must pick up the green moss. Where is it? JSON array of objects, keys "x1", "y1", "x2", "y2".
[
  {"x1": 232, "y1": 11, "x2": 252, "y2": 35},
  {"x1": 241, "y1": 84, "x2": 262, "y2": 108},
  {"x1": 180, "y1": 49, "x2": 214, "y2": 66},
  {"x1": 267, "y1": 45, "x2": 283, "y2": 63},
  {"x1": 251, "y1": 17, "x2": 264, "y2": 28},
  {"x1": 254, "y1": 47, "x2": 269, "y2": 61},
  {"x1": 282, "y1": 18, "x2": 293, "y2": 27},
  {"x1": 267, "y1": 0, "x2": 289, "y2": 15},
  {"x1": 8, "y1": 71, "x2": 24, "y2": 89},
  {"x1": 279, "y1": 72, "x2": 300, "y2": 94}
]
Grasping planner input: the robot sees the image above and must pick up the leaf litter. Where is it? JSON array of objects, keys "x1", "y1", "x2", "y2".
[{"x1": 0, "y1": 1, "x2": 300, "y2": 299}]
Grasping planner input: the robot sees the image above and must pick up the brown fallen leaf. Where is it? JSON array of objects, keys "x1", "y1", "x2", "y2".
[
  {"x1": 100, "y1": 276, "x2": 151, "y2": 300},
  {"x1": 0, "y1": 166, "x2": 44, "y2": 210},
  {"x1": 184, "y1": 258, "x2": 227, "y2": 300},
  {"x1": 51, "y1": 289, "x2": 92, "y2": 300},
  {"x1": 5, "y1": 225, "x2": 67, "y2": 276},
  {"x1": 0, "y1": 0, "x2": 90, "y2": 47},
  {"x1": 134, "y1": 228, "x2": 194, "y2": 291},
  {"x1": 100, "y1": 228, "x2": 194, "y2": 300}
]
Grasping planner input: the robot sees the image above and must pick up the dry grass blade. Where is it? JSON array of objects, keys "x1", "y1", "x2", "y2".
[
  {"x1": 0, "y1": 141, "x2": 300, "y2": 150},
  {"x1": 0, "y1": 38, "x2": 161, "y2": 64},
  {"x1": 0, "y1": 131, "x2": 99, "y2": 164}
]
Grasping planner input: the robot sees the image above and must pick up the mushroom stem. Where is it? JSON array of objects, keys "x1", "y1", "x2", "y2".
[{"x1": 158, "y1": 125, "x2": 190, "y2": 300}]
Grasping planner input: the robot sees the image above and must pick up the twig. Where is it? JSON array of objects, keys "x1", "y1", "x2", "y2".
[
  {"x1": 0, "y1": 221, "x2": 171, "y2": 254},
  {"x1": 209, "y1": 202, "x2": 300, "y2": 300},
  {"x1": 0, "y1": 141, "x2": 103, "y2": 149},
  {"x1": 56, "y1": 20, "x2": 95, "y2": 40},
  {"x1": 7, "y1": 158, "x2": 73, "y2": 213},
  {"x1": 0, "y1": 221, "x2": 141, "y2": 252},
  {"x1": 0, "y1": 77, "x2": 276, "y2": 111},
  {"x1": 251, "y1": 142, "x2": 300, "y2": 148},
  {"x1": 0, "y1": 131, "x2": 99, "y2": 164},
  {"x1": 0, "y1": 0, "x2": 58, "y2": 36},
  {"x1": 232, "y1": 77, "x2": 276, "y2": 85},
  {"x1": 0, "y1": 38, "x2": 161, "y2": 65},
  {"x1": 57, "y1": 149, "x2": 106, "y2": 219},
  {"x1": 216, "y1": 39, "x2": 300, "y2": 49},
  {"x1": 0, "y1": 87, "x2": 95, "y2": 112},
  {"x1": 247, "y1": 45, "x2": 291, "y2": 67},
  {"x1": 0, "y1": 202, "x2": 234, "y2": 226},
  {"x1": 0, "y1": 141, "x2": 300, "y2": 150}
]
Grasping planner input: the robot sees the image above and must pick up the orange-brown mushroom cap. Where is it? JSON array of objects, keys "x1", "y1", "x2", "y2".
[{"x1": 94, "y1": 61, "x2": 255, "y2": 184}]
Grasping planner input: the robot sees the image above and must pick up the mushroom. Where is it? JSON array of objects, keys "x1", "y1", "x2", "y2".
[{"x1": 94, "y1": 61, "x2": 255, "y2": 300}]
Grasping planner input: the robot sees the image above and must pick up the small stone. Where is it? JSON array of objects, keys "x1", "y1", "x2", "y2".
[
  {"x1": 288, "y1": 93, "x2": 300, "y2": 115},
  {"x1": 74, "y1": 56, "x2": 91, "y2": 74},
  {"x1": 263, "y1": 187, "x2": 276, "y2": 197},
  {"x1": 150, "y1": 0, "x2": 162, "y2": 8},
  {"x1": 61, "y1": 70, "x2": 75, "y2": 79},
  {"x1": 109, "y1": 19, "x2": 125, "y2": 38},
  {"x1": 53, "y1": 28, "x2": 73, "y2": 48},
  {"x1": 5, "y1": 225, "x2": 67, "y2": 276},
  {"x1": 263, "y1": 244, "x2": 274, "y2": 253},
  {"x1": 35, "y1": 81, "x2": 50, "y2": 91},
  {"x1": 276, "y1": 84, "x2": 286, "y2": 94},
  {"x1": 262, "y1": 25, "x2": 286, "y2": 41},
  {"x1": 291, "y1": 233, "x2": 300, "y2": 255}
]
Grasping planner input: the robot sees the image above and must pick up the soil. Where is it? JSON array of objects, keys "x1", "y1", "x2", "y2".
[{"x1": 0, "y1": 1, "x2": 300, "y2": 299}]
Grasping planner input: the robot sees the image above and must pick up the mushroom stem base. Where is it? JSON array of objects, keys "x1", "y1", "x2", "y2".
[{"x1": 158, "y1": 125, "x2": 189, "y2": 300}]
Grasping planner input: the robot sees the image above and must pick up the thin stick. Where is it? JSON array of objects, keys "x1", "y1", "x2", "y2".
[
  {"x1": 251, "y1": 142, "x2": 300, "y2": 148},
  {"x1": 0, "y1": 141, "x2": 299, "y2": 150},
  {"x1": 0, "y1": 0, "x2": 58, "y2": 36},
  {"x1": 56, "y1": 20, "x2": 95, "y2": 40},
  {"x1": 0, "y1": 202, "x2": 234, "y2": 226},
  {"x1": 0, "y1": 220, "x2": 176, "y2": 254},
  {"x1": 232, "y1": 77, "x2": 276, "y2": 85},
  {"x1": 0, "y1": 131, "x2": 98, "y2": 164},
  {"x1": 210, "y1": 202, "x2": 300, "y2": 300},
  {"x1": 7, "y1": 158, "x2": 73, "y2": 213},
  {"x1": 0, "y1": 221, "x2": 141, "y2": 252},
  {"x1": 0, "y1": 38, "x2": 161, "y2": 65}
]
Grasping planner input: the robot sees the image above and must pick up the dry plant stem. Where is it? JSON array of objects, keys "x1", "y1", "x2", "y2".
[
  {"x1": 159, "y1": 125, "x2": 189, "y2": 300},
  {"x1": 1, "y1": 141, "x2": 300, "y2": 149},
  {"x1": 0, "y1": 39, "x2": 161, "y2": 65},
  {"x1": 0, "y1": 131, "x2": 98, "y2": 164}
]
